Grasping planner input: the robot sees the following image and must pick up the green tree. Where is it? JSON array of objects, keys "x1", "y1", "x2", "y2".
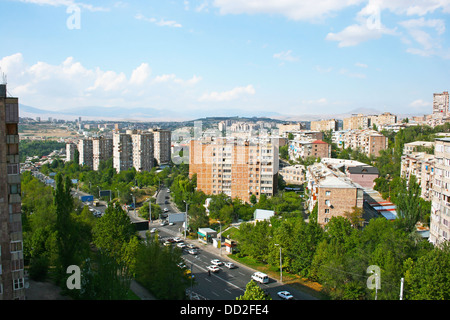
[
  {"x1": 92, "y1": 202, "x2": 137, "y2": 266},
  {"x1": 404, "y1": 243, "x2": 450, "y2": 300},
  {"x1": 236, "y1": 280, "x2": 272, "y2": 300}
]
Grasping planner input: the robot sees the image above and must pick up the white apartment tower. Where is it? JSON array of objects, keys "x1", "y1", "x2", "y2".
[
  {"x1": 92, "y1": 137, "x2": 113, "y2": 171},
  {"x1": 132, "y1": 131, "x2": 154, "y2": 172},
  {"x1": 152, "y1": 129, "x2": 171, "y2": 165},
  {"x1": 113, "y1": 131, "x2": 133, "y2": 172},
  {"x1": 78, "y1": 138, "x2": 94, "y2": 169}
]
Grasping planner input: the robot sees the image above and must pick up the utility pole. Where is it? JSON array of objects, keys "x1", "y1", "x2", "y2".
[
  {"x1": 400, "y1": 277, "x2": 404, "y2": 300},
  {"x1": 149, "y1": 199, "x2": 152, "y2": 223}
]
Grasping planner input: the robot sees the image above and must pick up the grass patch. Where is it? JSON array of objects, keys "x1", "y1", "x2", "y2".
[{"x1": 229, "y1": 254, "x2": 328, "y2": 300}]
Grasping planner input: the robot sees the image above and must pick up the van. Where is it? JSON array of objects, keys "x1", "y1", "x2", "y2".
[{"x1": 251, "y1": 272, "x2": 269, "y2": 284}]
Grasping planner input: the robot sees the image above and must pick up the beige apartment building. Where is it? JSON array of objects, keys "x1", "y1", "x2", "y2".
[
  {"x1": 152, "y1": 129, "x2": 171, "y2": 165},
  {"x1": 343, "y1": 112, "x2": 397, "y2": 130},
  {"x1": 433, "y1": 91, "x2": 449, "y2": 117},
  {"x1": 334, "y1": 129, "x2": 388, "y2": 156},
  {"x1": 189, "y1": 136, "x2": 278, "y2": 203},
  {"x1": 310, "y1": 119, "x2": 338, "y2": 132},
  {"x1": 0, "y1": 84, "x2": 25, "y2": 300},
  {"x1": 92, "y1": 137, "x2": 113, "y2": 171},
  {"x1": 430, "y1": 138, "x2": 450, "y2": 245},
  {"x1": 400, "y1": 152, "x2": 435, "y2": 201},
  {"x1": 306, "y1": 161, "x2": 364, "y2": 226},
  {"x1": 279, "y1": 165, "x2": 305, "y2": 185},
  {"x1": 288, "y1": 139, "x2": 331, "y2": 161}
]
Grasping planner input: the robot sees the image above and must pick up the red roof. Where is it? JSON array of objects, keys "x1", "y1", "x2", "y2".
[{"x1": 312, "y1": 140, "x2": 327, "y2": 144}]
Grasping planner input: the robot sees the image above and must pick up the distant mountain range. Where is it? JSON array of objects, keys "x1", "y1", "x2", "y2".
[{"x1": 19, "y1": 104, "x2": 418, "y2": 122}]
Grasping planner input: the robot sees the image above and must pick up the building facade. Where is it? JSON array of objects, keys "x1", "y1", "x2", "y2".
[
  {"x1": 152, "y1": 129, "x2": 171, "y2": 165},
  {"x1": 78, "y1": 138, "x2": 93, "y2": 169},
  {"x1": 430, "y1": 138, "x2": 450, "y2": 245},
  {"x1": 310, "y1": 119, "x2": 338, "y2": 132},
  {"x1": 0, "y1": 84, "x2": 25, "y2": 300},
  {"x1": 113, "y1": 131, "x2": 133, "y2": 172},
  {"x1": 433, "y1": 91, "x2": 449, "y2": 117},
  {"x1": 131, "y1": 131, "x2": 154, "y2": 172},
  {"x1": 66, "y1": 142, "x2": 77, "y2": 162},
  {"x1": 92, "y1": 137, "x2": 113, "y2": 171},
  {"x1": 189, "y1": 137, "x2": 278, "y2": 203}
]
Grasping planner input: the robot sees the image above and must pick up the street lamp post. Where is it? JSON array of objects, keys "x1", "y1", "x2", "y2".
[
  {"x1": 183, "y1": 201, "x2": 189, "y2": 240},
  {"x1": 274, "y1": 243, "x2": 282, "y2": 283}
]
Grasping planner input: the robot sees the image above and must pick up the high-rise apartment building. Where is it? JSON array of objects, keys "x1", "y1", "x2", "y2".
[
  {"x1": 310, "y1": 119, "x2": 338, "y2": 132},
  {"x1": 131, "y1": 131, "x2": 154, "y2": 172},
  {"x1": 0, "y1": 83, "x2": 25, "y2": 300},
  {"x1": 430, "y1": 138, "x2": 450, "y2": 245},
  {"x1": 189, "y1": 136, "x2": 278, "y2": 203},
  {"x1": 92, "y1": 137, "x2": 113, "y2": 171},
  {"x1": 113, "y1": 131, "x2": 133, "y2": 172},
  {"x1": 343, "y1": 112, "x2": 397, "y2": 130},
  {"x1": 152, "y1": 129, "x2": 171, "y2": 165},
  {"x1": 113, "y1": 130, "x2": 154, "y2": 172},
  {"x1": 66, "y1": 142, "x2": 77, "y2": 162},
  {"x1": 433, "y1": 91, "x2": 449, "y2": 117},
  {"x1": 78, "y1": 138, "x2": 93, "y2": 169}
]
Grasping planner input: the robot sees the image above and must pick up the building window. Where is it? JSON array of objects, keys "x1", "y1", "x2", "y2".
[
  {"x1": 325, "y1": 191, "x2": 331, "y2": 196},
  {"x1": 13, "y1": 278, "x2": 24, "y2": 290},
  {"x1": 325, "y1": 209, "x2": 330, "y2": 214}
]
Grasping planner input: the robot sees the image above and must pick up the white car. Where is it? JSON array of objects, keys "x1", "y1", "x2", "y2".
[
  {"x1": 150, "y1": 228, "x2": 157, "y2": 233},
  {"x1": 173, "y1": 237, "x2": 183, "y2": 243},
  {"x1": 277, "y1": 291, "x2": 294, "y2": 300},
  {"x1": 163, "y1": 208, "x2": 169, "y2": 213},
  {"x1": 210, "y1": 259, "x2": 223, "y2": 266},
  {"x1": 188, "y1": 248, "x2": 198, "y2": 255},
  {"x1": 224, "y1": 262, "x2": 235, "y2": 269},
  {"x1": 207, "y1": 265, "x2": 220, "y2": 273},
  {"x1": 177, "y1": 242, "x2": 186, "y2": 249}
]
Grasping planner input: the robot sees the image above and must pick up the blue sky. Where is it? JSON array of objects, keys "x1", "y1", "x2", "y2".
[{"x1": 0, "y1": 0, "x2": 449, "y2": 120}]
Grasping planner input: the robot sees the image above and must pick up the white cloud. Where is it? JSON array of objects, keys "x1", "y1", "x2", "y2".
[
  {"x1": 355, "y1": 62, "x2": 368, "y2": 68},
  {"x1": 273, "y1": 50, "x2": 299, "y2": 62},
  {"x1": 17, "y1": 0, "x2": 109, "y2": 12},
  {"x1": 326, "y1": 22, "x2": 397, "y2": 47},
  {"x1": 153, "y1": 74, "x2": 202, "y2": 86},
  {"x1": 199, "y1": 85, "x2": 255, "y2": 102},
  {"x1": 399, "y1": 17, "x2": 448, "y2": 57},
  {"x1": 410, "y1": 99, "x2": 431, "y2": 108},
  {"x1": 213, "y1": 0, "x2": 364, "y2": 21},
  {"x1": 0, "y1": 53, "x2": 201, "y2": 111},
  {"x1": 135, "y1": 13, "x2": 182, "y2": 28},
  {"x1": 340, "y1": 68, "x2": 366, "y2": 79},
  {"x1": 130, "y1": 63, "x2": 151, "y2": 85}
]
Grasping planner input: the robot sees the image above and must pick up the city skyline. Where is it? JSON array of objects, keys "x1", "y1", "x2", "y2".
[{"x1": 0, "y1": 1, "x2": 450, "y2": 120}]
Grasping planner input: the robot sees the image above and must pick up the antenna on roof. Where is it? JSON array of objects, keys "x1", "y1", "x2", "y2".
[{"x1": 0, "y1": 68, "x2": 6, "y2": 85}]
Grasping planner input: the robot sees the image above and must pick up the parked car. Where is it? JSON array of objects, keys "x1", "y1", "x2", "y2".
[
  {"x1": 177, "y1": 242, "x2": 186, "y2": 249},
  {"x1": 207, "y1": 265, "x2": 220, "y2": 273},
  {"x1": 160, "y1": 220, "x2": 168, "y2": 226},
  {"x1": 277, "y1": 291, "x2": 294, "y2": 300},
  {"x1": 211, "y1": 259, "x2": 223, "y2": 266},
  {"x1": 163, "y1": 208, "x2": 169, "y2": 213},
  {"x1": 224, "y1": 262, "x2": 235, "y2": 269},
  {"x1": 188, "y1": 248, "x2": 198, "y2": 255},
  {"x1": 173, "y1": 237, "x2": 183, "y2": 242},
  {"x1": 150, "y1": 228, "x2": 157, "y2": 233}
]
